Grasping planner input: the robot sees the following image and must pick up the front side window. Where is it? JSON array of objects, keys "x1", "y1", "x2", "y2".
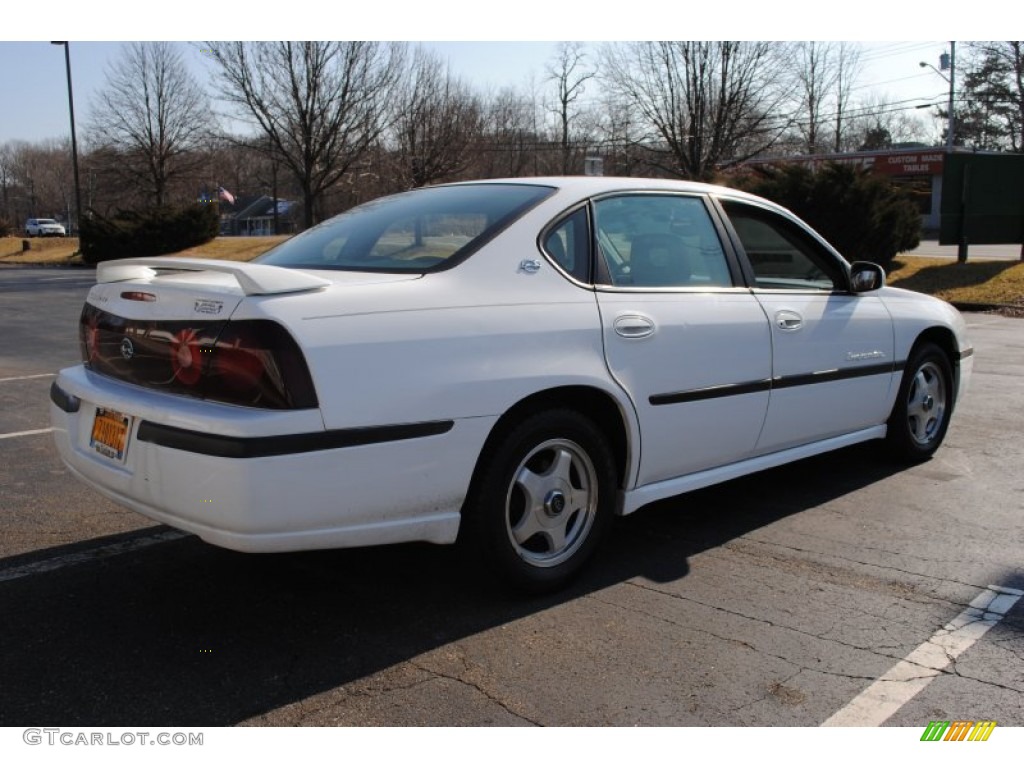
[
  {"x1": 720, "y1": 200, "x2": 846, "y2": 291},
  {"x1": 257, "y1": 184, "x2": 553, "y2": 273},
  {"x1": 592, "y1": 195, "x2": 732, "y2": 288}
]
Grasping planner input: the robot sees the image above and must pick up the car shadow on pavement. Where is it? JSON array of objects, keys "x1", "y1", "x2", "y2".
[{"x1": 0, "y1": 443, "x2": 910, "y2": 726}]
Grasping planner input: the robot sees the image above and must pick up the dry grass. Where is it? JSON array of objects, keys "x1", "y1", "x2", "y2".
[
  {"x1": 172, "y1": 236, "x2": 290, "y2": 262},
  {"x1": 887, "y1": 256, "x2": 1024, "y2": 306},
  {"x1": 0, "y1": 236, "x2": 82, "y2": 264},
  {"x1": 0, "y1": 235, "x2": 289, "y2": 266}
]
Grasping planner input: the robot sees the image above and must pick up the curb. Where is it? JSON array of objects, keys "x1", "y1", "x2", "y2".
[
  {"x1": 950, "y1": 301, "x2": 1020, "y2": 313},
  {"x1": 951, "y1": 302, "x2": 1005, "y2": 312},
  {"x1": 0, "y1": 261, "x2": 93, "y2": 270}
]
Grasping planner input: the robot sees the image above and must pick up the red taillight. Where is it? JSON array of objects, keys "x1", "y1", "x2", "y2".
[
  {"x1": 209, "y1": 321, "x2": 318, "y2": 409},
  {"x1": 214, "y1": 337, "x2": 266, "y2": 393},
  {"x1": 83, "y1": 317, "x2": 100, "y2": 363},
  {"x1": 79, "y1": 304, "x2": 317, "y2": 410},
  {"x1": 170, "y1": 328, "x2": 204, "y2": 386}
]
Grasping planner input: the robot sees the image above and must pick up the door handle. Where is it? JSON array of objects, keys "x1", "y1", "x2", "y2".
[
  {"x1": 614, "y1": 314, "x2": 656, "y2": 339},
  {"x1": 775, "y1": 310, "x2": 803, "y2": 331}
]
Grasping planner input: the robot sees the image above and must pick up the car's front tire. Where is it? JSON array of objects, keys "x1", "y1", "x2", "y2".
[
  {"x1": 886, "y1": 342, "x2": 954, "y2": 462},
  {"x1": 462, "y1": 409, "x2": 616, "y2": 593}
]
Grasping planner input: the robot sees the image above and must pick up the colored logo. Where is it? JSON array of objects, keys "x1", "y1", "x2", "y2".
[{"x1": 920, "y1": 720, "x2": 996, "y2": 742}]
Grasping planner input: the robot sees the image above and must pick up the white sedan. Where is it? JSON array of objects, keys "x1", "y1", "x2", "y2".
[
  {"x1": 50, "y1": 177, "x2": 972, "y2": 591},
  {"x1": 26, "y1": 218, "x2": 67, "y2": 237}
]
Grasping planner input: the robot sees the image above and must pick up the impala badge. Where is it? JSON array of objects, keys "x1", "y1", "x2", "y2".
[
  {"x1": 120, "y1": 338, "x2": 135, "y2": 361},
  {"x1": 194, "y1": 299, "x2": 224, "y2": 315}
]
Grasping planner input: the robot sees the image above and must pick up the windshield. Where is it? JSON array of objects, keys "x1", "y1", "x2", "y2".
[{"x1": 256, "y1": 183, "x2": 554, "y2": 273}]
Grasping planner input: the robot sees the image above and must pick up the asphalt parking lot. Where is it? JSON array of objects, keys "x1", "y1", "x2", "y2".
[{"x1": 1, "y1": 264, "x2": 1021, "y2": 727}]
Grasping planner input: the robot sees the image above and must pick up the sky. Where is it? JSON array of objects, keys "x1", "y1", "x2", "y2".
[{"x1": 0, "y1": 2, "x2": 993, "y2": 146}]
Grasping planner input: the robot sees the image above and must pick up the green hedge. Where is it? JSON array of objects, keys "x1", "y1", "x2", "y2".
[
  {"x1": 79, "y1": 204, "x2": 219, "y2": 265},
  {"x1": 735, "y1": 162, "x2": 920, "y2": 268}
]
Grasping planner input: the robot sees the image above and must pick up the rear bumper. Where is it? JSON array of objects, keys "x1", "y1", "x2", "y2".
[{"x1": 51, "y1": 366, "x2": 490, "y2": 552}]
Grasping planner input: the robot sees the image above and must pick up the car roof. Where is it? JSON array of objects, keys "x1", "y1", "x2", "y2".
[{"x1": 442, "y1": 175, "x2": 778, "y2": 210}]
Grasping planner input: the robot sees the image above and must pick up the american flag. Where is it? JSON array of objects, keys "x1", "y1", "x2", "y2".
[{"x1": 217, "y1": 186, "x2": 235, "y2": 205}]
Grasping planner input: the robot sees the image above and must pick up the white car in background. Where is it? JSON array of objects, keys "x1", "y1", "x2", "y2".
[
  {"x1": 25, "y1": 218, "x2": 66, "y2": 237},
  {"x1": 50, "y1": 177, "x2": 972, "y2": 591}
]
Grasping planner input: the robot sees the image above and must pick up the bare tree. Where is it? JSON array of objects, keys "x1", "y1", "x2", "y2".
[
  {"x1": 0, "y1": 142, "x2": 15, "y2": 223},
  {"x1": 792, "y1": 42, "x2": 838, "y2": 154},
  {"x1": 831, "y1": 42, "x2": 862, "y2": 152},
  {"x1": 88, "y1": 42, "x2": 210, "y2": 207},
  {"x1": 788, "y1": 42, "x2": 863, "y2": 155},
  {"x1": 843, "y1": 93, "x2": 932, "y2": 150},
  {"x1": 595, "y1": 96, "x2": 647, "y2": 177},
  {"x1": 207, "y1": 41, "x2": 405, "y2": 228},
  {"x1": 5, "y1": 140, "x2": 73, "y2": 224},
  {"x1": 601, "y1": 41, "x2": 793, "y2": 180},
  {"x1": 478, "y1": 86, "x2": 540, "y2": 179},
  {"x1": 545, "y1": 42, "x2": 597, "y2": 174},
  {"x1": 389, "y1": 48, "x2": 483, "y2": 188}
]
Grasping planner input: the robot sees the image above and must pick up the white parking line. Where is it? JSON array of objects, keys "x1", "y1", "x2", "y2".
[
  {"x1": 0, "y1": 373, "x2": 56, "y2": 383},
  {"x1": 822, "y1": 585, "x2": 1024, "y2": 727},
  {"x1": 0, "y1": 427, "x2": 55, "y2": 440},
  {"x1": 0, "y1": 530, "x2": 190, "y2": 583}
]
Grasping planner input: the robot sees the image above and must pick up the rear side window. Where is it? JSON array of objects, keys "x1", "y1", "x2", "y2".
[
  {"x1": 593, "y1": 194, "x2": 733, "y2": 288},
  {"x1": 257, "y1": 184, "x2": 553, "y2": 273},
  {"x1": 542, "y1": 207, "x2": 591, "y2": 282}
]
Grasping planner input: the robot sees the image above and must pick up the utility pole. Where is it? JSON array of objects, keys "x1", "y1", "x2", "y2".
[
  {"x1": 921, "y1": 43, "x2": 966, "y2": 262},
  {"x1": 51, "y1": 42, "x2": 83, "y2": 239},
  {"x1": 946, "y1": 42, "x2": 956, "y2": 152},
  {"x1": 947, "y1": 43, "x2": 969, "y2": 263}
]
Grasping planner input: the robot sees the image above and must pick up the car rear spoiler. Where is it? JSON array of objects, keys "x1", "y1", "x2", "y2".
[{"x1": 95, "y1": 257, "x2": 331, "y2": 296}]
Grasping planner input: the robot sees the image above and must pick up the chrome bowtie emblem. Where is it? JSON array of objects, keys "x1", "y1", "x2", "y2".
[{"x1": 120, "y1": 337, "x2": 135, "y2": 361}]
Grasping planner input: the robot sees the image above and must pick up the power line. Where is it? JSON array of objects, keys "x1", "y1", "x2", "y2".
[{"x1": 858, "y1": 41, "x2": 943, "y2": 64}]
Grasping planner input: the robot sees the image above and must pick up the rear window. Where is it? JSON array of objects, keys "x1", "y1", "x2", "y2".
[{"x1": 256, "y1": 184, "x2": 553, "y2": 273}]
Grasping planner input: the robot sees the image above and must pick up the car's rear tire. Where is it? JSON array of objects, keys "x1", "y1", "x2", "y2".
[
  {"x1": 461, "y1": 409, "x2": 616, "y2": 593},
  {"x1": 886, "y1": 342, "x2": 954, "y2": 462}
]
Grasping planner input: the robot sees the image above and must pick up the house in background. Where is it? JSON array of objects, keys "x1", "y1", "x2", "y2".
[{"x1": 218, "y1": 196, "x2": 297, "y2": 236}]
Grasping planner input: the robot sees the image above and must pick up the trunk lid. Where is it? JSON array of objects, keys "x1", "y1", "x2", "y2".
[{"x1": 80, "y1": 258, "x2": 344, "y2": 409}]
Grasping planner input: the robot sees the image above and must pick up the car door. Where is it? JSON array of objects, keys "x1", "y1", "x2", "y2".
[
  {"x1": 587, "y1": 193, "x2": 772, "y2": 487},
  {"x1": 716, "y1": 197, "x2": 896, "y2": 455}
]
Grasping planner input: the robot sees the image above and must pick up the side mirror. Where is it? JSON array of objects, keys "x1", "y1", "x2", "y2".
[{"x1": 849, "y1": 261, "x2": 886, "y2": 293}]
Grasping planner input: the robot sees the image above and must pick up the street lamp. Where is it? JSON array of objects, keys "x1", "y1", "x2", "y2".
[
  {"x1": 921, "y1": 43, "x2": 968, "y2": 263},
  {"x1": 50, "y1": 41, "x2": 83, "y2": 239},
  {"x1": 919, "y1": 41, "x2": 956, "y2": 151}
]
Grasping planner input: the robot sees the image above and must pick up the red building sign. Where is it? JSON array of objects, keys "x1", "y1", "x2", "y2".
[{"x1": 872, "y1": 151, "x2": 944, "y2": 176}]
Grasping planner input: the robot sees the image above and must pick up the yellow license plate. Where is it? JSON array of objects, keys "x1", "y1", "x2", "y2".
[{"x1": 90, "y1": 408, "x2": 133, "y2": 463}]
